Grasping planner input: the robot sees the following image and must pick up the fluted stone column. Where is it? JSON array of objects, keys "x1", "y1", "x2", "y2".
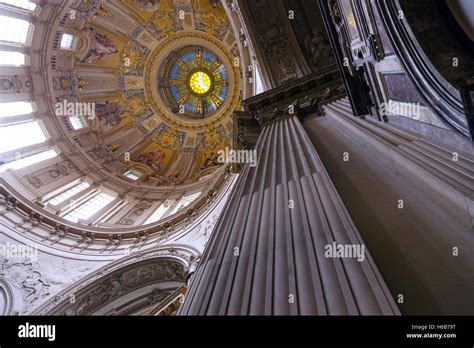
[
  {"x1": 299, "y1": 97, "x2": 474, "y2": 314},
  {"x1": 179, "y1": 110, "x2": 399, "y2": 315}
]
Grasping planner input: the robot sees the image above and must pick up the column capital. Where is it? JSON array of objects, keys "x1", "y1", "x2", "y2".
[{"x1": 234, "y1": 67, "x2": 345, "y2": 141}]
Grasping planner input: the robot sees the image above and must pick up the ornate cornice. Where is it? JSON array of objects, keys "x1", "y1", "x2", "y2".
[
  {"x1": 0, "y1": 171, "x2": 235, "y2": 256},
  {"x1": 32, "y1": 246, "x2": 197, "y2": 315},
  {"x1": 232, "y1": 67, "x2": 344, "y2": 150}
]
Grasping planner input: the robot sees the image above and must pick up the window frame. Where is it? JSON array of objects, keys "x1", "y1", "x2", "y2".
[
  {"x1": 123, "y1": 169, "x2": 142, "y2": 181},
  {"x1": 0, "y1": 147, "x2": 58, "y2": 173},
  {"x1": 0, "y1": 0, "x2": 37, "y2": 13},
  {"x1": 0, "y1": 119, "x2": 50, "y2": 154},
  {"x1": 68, "y1": 115, "x2": 86, "y2": 130},
  {"x1": 61, "y1": 189, "x2": 117, "y2": 224},
  {"x1": 0, "y1": 16, "x2": 34, "y2": 46},
  {"x1": 59, "y1": 33, "x2": 77, "y2": 51},
  {"x1": 0, "y1": 50, "x2": 27, "y2": 66},
  {"x1": 45, "y1": 180, "x2": 92, "y2": 207}
]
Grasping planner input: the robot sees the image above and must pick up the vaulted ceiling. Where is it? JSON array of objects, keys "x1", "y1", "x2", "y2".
[{"x1": 49, "y1": 0, "x2": 247, "y2": 191}]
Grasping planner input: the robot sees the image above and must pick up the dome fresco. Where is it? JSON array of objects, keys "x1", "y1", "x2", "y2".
[
  {"x1": 0, "y1": 0, "x2": 252, "y2": 230},
  {"x1": 49, "y1": 0, "x2": 243, "y2": 190},
  {"x1": 160, "y1": 45, "x2": 229, "y2": 119}
]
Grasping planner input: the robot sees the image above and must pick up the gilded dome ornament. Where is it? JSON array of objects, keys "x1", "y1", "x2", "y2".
[{"x1": 158, "y1": 45, "x2": 229, "y2": 120}]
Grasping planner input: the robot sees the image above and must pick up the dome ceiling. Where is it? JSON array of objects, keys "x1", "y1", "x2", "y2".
[
  {"x1": 0, "y1": 0, "x2": 255, "y2": 234},
  {"x1": 159, "y1": 45, "x2": 229, "y2": 119},
  {"x1": 51, "y1": 0, "x2": 245, "y2": 190}
]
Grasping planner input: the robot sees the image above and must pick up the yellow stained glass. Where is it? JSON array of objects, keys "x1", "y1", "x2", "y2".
[{"x1": 189, "y1": 71, "x2": 211, "y2": 94}]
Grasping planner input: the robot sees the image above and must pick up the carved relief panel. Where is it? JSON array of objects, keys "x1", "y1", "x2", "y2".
[
  {"x1": 0, "y1": 75, "x2": 33, "y2": 94},
  {"x1": 241, "y1": 0, "x2": 299, "y2": 87},
  {"x1": 23, "y1": 160, "x2": 77, "y2": 189}
]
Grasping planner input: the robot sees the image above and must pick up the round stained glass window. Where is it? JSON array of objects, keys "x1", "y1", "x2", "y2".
[
  {"x1": 159, "y1": 45, "x2": 229, "y2": 119},
  {"x1": 189, "y1": 71, "x2": 212, "y2": 95}
]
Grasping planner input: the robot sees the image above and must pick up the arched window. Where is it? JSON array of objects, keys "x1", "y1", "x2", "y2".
[
  {"x1": 0, "y1": 149, "x2": 57, "y2": 173},
  {"x1": 123, "y1": 169, "x2": 142, "y2": 181},
  {"x1": 69, "y1": 115, "x2": 86, "y2": 130},
  {"x1": 0, "y1": 0, "x2": 37, "y2": 11},
  {"x1": 0, "y1": 101, "x2": 33, "y2": 117},
  {"x1": 60, "y1": 33, "x2": 77, "y2": 50},
  {"x1": 62, "y1": 191, "x2": 116, "y2": 223},
  {"x1": 0, "y1": 16, "x2": 31, "y2": 44},
  {"x1": 0, "y1": 51, "x2": 26, "y2": 66},
  {"x1": 46, "y1": 181, "x2": 91, "y2": 206},
  {"x1": 0, "y1": 121, "x2": 47, "y2": 153},
  {"x1": 0, "y1": 101, "x2": 53, "y2": 173}
]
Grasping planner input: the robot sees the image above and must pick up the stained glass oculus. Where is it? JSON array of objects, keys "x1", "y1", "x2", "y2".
[
  {"x1": 159, "y1": 45, "x2": 229, "y2": 119},
  {"x1": 189, "y1": 71, "x2": 212, "y2": 95}
]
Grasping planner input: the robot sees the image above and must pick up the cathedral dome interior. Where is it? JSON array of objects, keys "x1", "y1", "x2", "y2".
[
  {"x1": 0, "y1": 0, "x2": 474, "y2": 332},
  {"x1": 1, "y1": 0, "x2": 250, "y2": 234}
]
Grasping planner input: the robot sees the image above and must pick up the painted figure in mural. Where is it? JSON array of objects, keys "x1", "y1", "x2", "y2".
[
  {"x1": 154, "y1": 171, "x2": 181, "y2": 186},
  {"x1": 82, "y1": 28, "x2": 118, "y2": 64},
  {"x1": 137, "y1": 149, "x2": 166, "y2": 173},
  {"x1": 95, "y1": 101, "x2": 123, "y2": 134},
  {"x1": 304, "y1": 29, "x2": 332, "y2": 66},
  {"x1": 200, "y1": 152, "x2": 220, "y2": 171}
]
